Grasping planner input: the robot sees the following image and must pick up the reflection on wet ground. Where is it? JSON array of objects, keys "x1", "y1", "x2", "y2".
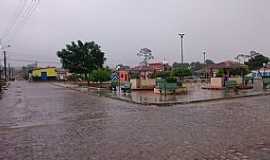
[
  {"x1": 1, "y1": 81, "x2": 270, "y2": 159},
  {"x1": 98, "y1": 80, "x2": 268, "y2": 104}
]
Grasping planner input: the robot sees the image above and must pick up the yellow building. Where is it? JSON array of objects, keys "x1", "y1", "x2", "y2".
[{"x1": 32, "y1": 67, "x2": 57, "y2": 81}]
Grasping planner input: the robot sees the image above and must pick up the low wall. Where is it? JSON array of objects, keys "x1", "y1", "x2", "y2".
[
  {"x1": 210, "y1": 78, "x2": 223, "y2": 89},
  {"x1": 131, "y1": 79, "x2": 155, "y2": 90}
]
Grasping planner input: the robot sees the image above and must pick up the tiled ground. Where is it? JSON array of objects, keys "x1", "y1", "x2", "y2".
[{"x1": 1, "y1": 81, "x2": 270, "y2": 160}]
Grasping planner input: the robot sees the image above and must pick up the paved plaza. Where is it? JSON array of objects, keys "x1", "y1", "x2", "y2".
[{"x1": 1, "y1": 81, "x2": 270, "y2": 160}]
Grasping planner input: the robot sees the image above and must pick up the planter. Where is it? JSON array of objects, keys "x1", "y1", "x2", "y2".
[
  {"x1": 130, "y1": 79, "x2": 155, "y2": 90},
  {"x1": 210, "y1": 77, "x2": 223, "y2": 89}
]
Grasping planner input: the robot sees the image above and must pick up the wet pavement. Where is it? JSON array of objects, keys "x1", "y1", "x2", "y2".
[
  {"x1": 100, "y1": 80, "x2": 267, "y2": 105},
  {"x1": 1, "y1": 81, "x2": 270, "y2": 159}
]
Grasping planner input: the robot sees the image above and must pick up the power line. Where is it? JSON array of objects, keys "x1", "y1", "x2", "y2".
[
  {"x1": 1, "y1": 0, "x2": 29, "y2": 40},
  {"x1": 23, "y1": 0, "x2": 40, "y2": 19},
  {"x1": 1, "y1": 0, "x2": 26, "y2": 38},
  {"x1": 2, "y1": 0, "x2": 40, "y2": 42},
  {"x1": 7, "y1": 50, "x2": 54, "y2": 56},
  {"x1": 6, "y1": 58, "x2": 60, "y2": 64},
  {"x1": 6, "y1": 0, "x2": 40, "y2": 42}
]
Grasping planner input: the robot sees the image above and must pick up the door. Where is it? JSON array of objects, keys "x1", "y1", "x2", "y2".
[{"x1": 41, "y1": 72, "x2": 48, "y2": 81}]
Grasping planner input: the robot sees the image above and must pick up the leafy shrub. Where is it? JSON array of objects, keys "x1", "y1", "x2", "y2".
[
  {"x1": 216, "y1": 69, "x2": 225, "y2": 77},
  {"x1": 90, "y1": 68, "x2": 111, "y2": 83},
  {"x1": 172, "y1": 67, "x2": 192, "y2": 78},
  {"x1": 166, "y1": 77, "x2": 177, "y2": 83}
]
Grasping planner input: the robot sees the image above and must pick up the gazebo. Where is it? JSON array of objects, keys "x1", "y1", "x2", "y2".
[
  {"x1": 208, "y1": 61, "x2": 248, "y2": 77},
  {"x1": 205, "y1": 61, "x2": 249, "y2": 89}
]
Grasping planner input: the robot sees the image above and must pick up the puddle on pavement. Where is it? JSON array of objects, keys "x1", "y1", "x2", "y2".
[{"x1": 98, "y1": 85, "x2": 269, "y2": 105}]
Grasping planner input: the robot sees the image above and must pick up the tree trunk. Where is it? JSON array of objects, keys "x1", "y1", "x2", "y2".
[{"x1": 85, "y1": 73, "x2": 89, "y2": 86}]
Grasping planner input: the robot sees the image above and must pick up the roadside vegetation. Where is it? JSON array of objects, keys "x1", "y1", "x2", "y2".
[{"x1": 57, "y1": 40, "x2": 109, "y2": 86}]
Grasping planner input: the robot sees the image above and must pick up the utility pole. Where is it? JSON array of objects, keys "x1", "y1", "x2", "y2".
[
  {"x1": 0, "y1": 45, "x2": 11, "y2": 81},
  {"x1": 178, "y1": 33, "x2": 185, "y2": 64},
  {"x1": 3, "y1": 51, "x2": 7, "y2": 81}
]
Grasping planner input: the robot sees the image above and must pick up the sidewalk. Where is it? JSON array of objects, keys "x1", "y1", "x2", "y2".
[{"x1": 52, "y1": 82, "x2": 270, "y2": 106}]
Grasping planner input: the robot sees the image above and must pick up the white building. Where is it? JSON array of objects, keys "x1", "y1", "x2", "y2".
[{"x1": 252, "y1": 67, "x2": 270, "y2": 78}]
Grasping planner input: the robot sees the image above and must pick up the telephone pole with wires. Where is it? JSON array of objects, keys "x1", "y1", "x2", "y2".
[
  {"x1": 0, "y1": 43, "x2": 11, "y2": 81},
  {"x1": 1, "y1": 0, "x2": 40, "y2": 42}
]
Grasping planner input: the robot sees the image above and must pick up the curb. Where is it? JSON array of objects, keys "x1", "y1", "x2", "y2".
[
  {"x1": 107, "y1": 92, "x2": 270, "y2": 107},
  {"x1": 51, "y1": 83, "x2": 270, "y2": 106}
]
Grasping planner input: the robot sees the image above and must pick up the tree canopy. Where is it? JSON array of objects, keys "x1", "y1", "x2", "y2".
[
  {"x1": 172, "y1": 62, "x2": 190, "y2": 69},
  {"x1": 245, "y1": 54, "x2": 269, "y2": 70},
  {"x1": 57, "y1": 40, "x2": 106, "y2": 81},
  {"x1": 171, "y1": 67, "x2": 192, "y2": 78}
]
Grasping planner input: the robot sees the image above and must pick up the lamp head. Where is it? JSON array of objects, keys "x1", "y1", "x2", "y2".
[{"x1": 178, "y1": 33, "x2": 185, "y2": 37}]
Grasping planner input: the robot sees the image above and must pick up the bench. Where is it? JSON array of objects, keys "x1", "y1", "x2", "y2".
[{"x1": 158, "y1": 82, "x2": 177, "y2": 94}]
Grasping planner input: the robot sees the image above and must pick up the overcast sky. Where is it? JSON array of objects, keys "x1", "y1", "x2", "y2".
[{"x1": 0, "y1": 0, "x2": 270, "y2": 67}]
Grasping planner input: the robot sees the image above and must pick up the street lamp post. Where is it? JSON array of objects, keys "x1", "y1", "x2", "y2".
[
  {"x1": 203, "y1": 51, "x2": 207, "y2": 79},
  {"x1": 263, "y1": 63, "x2": 267, "y2": 89},
  {"x1": 178, "y1": 33, "x2": 185, "y2": 64}
]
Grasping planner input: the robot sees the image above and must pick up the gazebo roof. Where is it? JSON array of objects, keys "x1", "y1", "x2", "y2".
[{"x1": 208, "y1": 61, "x2": 248, "y2": 69}]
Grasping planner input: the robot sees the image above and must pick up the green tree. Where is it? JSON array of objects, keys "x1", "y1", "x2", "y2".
[
  {"x1": 57, "y1": 40, "x2": 106, "y2": 85},
  {"x1": 172, "y1": 67, "x2": 192, "y2": 79},
  {"x1": 172, "y1": 62, "x2": 190, "y2": 69},
  {"x1": 245, "y1": 54, "x2": 269, "y2": 71},
  {"x1": 90, "y1": 68, "x2": 111, "y2": 87}
]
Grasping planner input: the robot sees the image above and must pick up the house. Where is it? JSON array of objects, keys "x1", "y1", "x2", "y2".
[
  {"x1": 149, "y1": 62, "x2": 170, "y2": 72},
  {"x1": 251, "y1": 65, "x2": 270, "y2": 78},
  {"x1": 115, "y1": 61, "x2": 171, "y2": 90},
  {"x1": 32, "y1": 67, "x2": 57, "y2": 81}
]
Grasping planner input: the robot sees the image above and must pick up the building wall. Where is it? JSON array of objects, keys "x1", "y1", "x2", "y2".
[
  {"x1": 119, "y1": 70, "x2": 129, "y2": 81},
  {"x1": 252, "y1": 69, "x2": 270, "y2": 78},
  {"x1": 43, "y1": 68, "x2": 57, "y2": 77},
  {"x1": 32, "y1": 69, "x2": 41, "y2": 77},
  {"x1": 32, "y1": 68, "x2": 57, "y2": 78}
]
